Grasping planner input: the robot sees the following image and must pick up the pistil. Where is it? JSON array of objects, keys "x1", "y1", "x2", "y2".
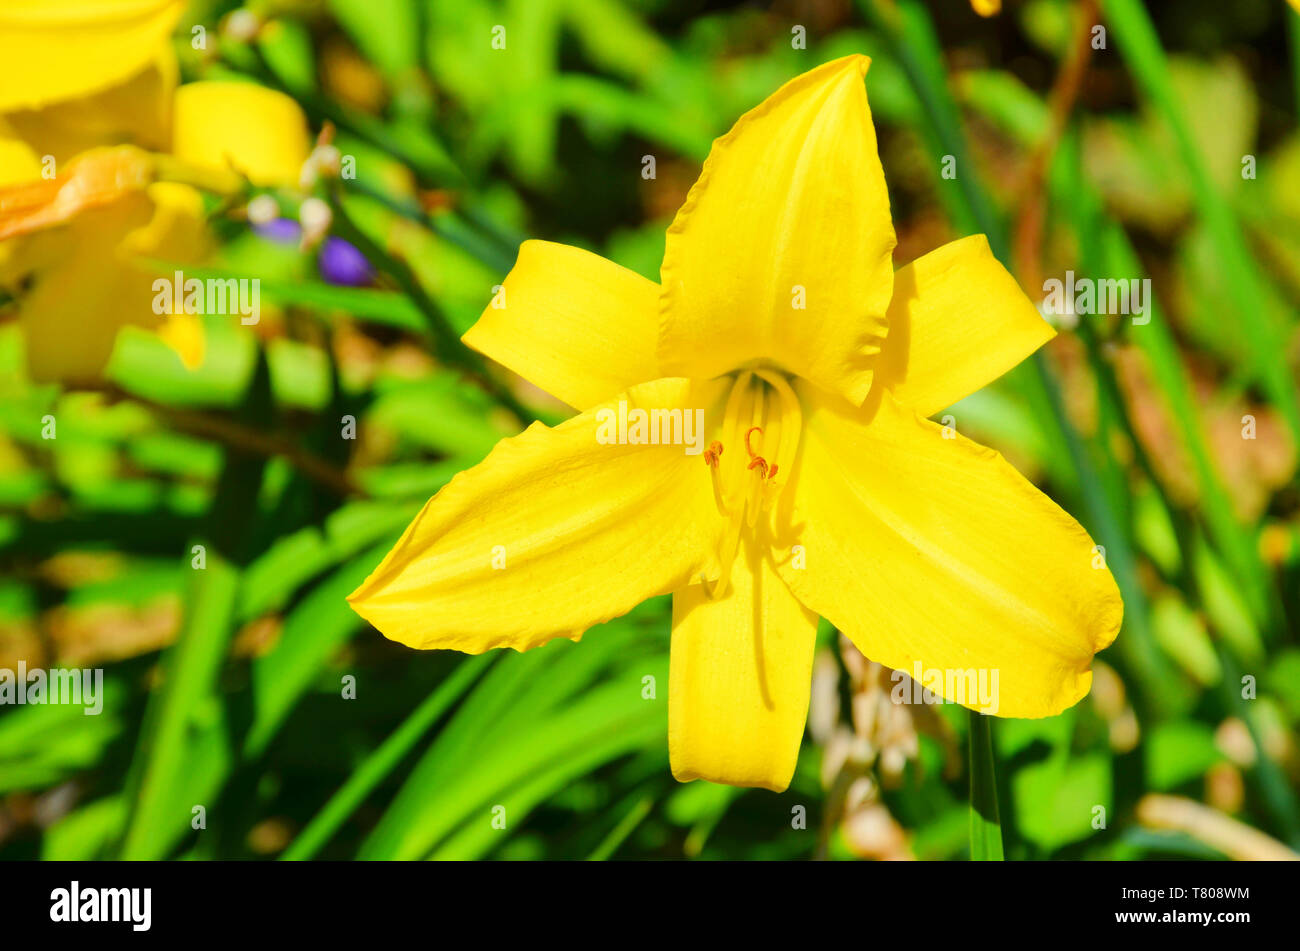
[{"x1": 702, "y1": 369, "x2": 804, "y2": 599}]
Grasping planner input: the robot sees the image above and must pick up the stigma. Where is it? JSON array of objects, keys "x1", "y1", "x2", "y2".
[
  {"x1": 744, "y1": 427, "x2": 778, "y2": 480},
  {"x1": 703, "y1": 369, "x2": 802, "y2": 598}
]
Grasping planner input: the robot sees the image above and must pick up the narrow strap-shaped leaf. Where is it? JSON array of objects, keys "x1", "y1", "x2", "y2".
[{"x1": 968, "y1": 710, "x2": 1004, "y2": 861}]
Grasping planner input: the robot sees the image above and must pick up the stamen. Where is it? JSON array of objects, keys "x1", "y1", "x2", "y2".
[
  {"x1": 706, "y1": 508, "x2": 744, "y2": 599},
  {"x1": 753, "y1": 368, "x2": 802, "y2": 497},
  {"x1": 714, "y1": 372, "x2": 754, "y2": 514},
  {"x1": 744, "y1": 426, "x2": 773, "y2": 478},
  {"x1": 743, "y1": 396, "x2": 767, "y2": 527},
  {"x1": 705, "y1": 441, "x2": 729, "y2": 516},
  {"x1": 703, "y1": 370, "x2": 802, "y2": 598},
  {"x1": 705, "y1": 374, "x2": 754, "y2": 596}
]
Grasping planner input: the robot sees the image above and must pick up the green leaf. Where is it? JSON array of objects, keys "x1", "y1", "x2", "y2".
[
  {"x1": 238, "y1": 500, "x2": 417, "y2": 621},
  {"x1": 42, "y1": 797, "x2": 126, "y2": 861},
  {"x1": 282, "y1": 653, "x2": 495, "y2": 860},
  {"x1": 1103, "y1": 0, "x2": 1300, "y2": 444},
  {"x1": 360, "y1": 624, "x2": 666, "y2": 859},
  {"x1": 117, "y1": 551, "x2": 240, "y2": 859},
  {"x1": 244, "y1": 540, "x2": 400, "y2": 756},
  {"x1": 968, "y1": 710, "x2": 1004, "y2": 861},
  {"x1": 327, "y1": 0, "x2": 420, "y2": 81},
  {"x1": 1146, "y1": 721, "x2": 1222, "y2": 792}
]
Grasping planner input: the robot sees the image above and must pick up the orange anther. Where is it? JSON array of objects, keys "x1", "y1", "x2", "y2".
[
  {"x1": 744, "y1": 426, "x2": 771, "y2": 478},
  {"x1": 703, "y1": 440, "x2": 724, "y2": 468}
]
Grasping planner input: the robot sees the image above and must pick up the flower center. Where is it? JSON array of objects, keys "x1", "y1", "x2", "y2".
[{"x1": 702, "y1": 369, "x2": 802, "y2": 598}]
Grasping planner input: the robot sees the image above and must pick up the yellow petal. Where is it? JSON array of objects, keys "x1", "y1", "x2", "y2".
[
  {"x1": 775, "y1": 386, "x2": 1122, "y2": 718},
  {"x1": 876, "y1": 235, "x2": 1055, "y2": 417},
  {"x1": 0, "y1": 132, "x2": 41, "y2": 276},
  {"x1": 16, "y1": 191, "x2": 155, "y2": 382},
  {"x1": 0, "y1": 129, "x2": 42, "y2": 187},
  {"x1": 0, "y1": 146, "x2": 154, "y2": 242},
  {"x1": 172, "y1": 82, "x2": 311, "y2": 186},
  {"x1": 0, "y1": 0, "x2": 183, "y2": 112},
  {"x1": 122, "y1": 181, "x2": 209, "y2": 261},
  {"x1": 657, "y1": 55, "x2": 895, "y2": 405},
  {"x1": 670, "y1": 535, "x2": 818, "y2": 792},
  {"x1": 3, "y1": 52, "x2": 177, "y2": 165},
  {"x1": 157, "y1": 314, "x2": 205, "y2": 369},
  {"x1": 129, "y1": 182, "x2": 210, "y2": 370},
  {"x1": 463, "y1": 240, "x2": 661, "y2": 411},
  {"x1": 12, "y1": 181, "x2": 208, "y2": 383},
  {"x1": 349, "y1": 378, "x2": 724, "y2": 653}
]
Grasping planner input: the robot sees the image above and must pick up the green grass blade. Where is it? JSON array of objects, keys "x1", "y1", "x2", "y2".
[
  {"x1": 968, "y1": 710, "x2": 1004, "y2": 861},
  {"x1": 281, "y1": 653, "x2": 495, "y2": 860},
  {"x1": 244, "y1": 539, "x2": 400, "y2": 757},
  {"x1": 117, "y1": 550, "x2": 240, "y2": 860},
  {"x1": 1103, "y1": 0, "x2": 1300, "y2": 444},
  {"x1": 362, "y1": 647, "x2": 665, "y2": 859},
  {"x1": 586, "y1": 794, "x2": 655, "y2": 861}
]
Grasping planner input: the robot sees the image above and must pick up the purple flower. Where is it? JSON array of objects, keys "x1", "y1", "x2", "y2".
[
  {"x1": 253, "y1": 217, "x2": 302, "y2": 244},
  {"x1": 318, "y1": 236, "x2": 374, "y2": 287}
]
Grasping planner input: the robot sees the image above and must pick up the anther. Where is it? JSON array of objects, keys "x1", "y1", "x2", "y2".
[
  {"x1": 744, "y1": 426, "x2": 771, "y2": 479},
  {"x1": 703, "y1": 440, "x2": 724, "y2": 468}
]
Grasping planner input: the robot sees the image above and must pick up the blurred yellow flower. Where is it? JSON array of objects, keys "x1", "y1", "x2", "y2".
[
  {"x1": 349, "y1": 57, "x2": 1123, "y2": 792},
  {"x1": 972, "y1": 0, "x2": 1001, "y2": 16},
  {"x1": 0, "y1": 146, "x2": 209, "y2": 381},
  {"x1": 0, "y1": 0, "x2": 184, "y2": 113},
  {"x1": 0, "y1": 3, "x2": 310, "y2": 383},
  {"x1": 173, "y1": 82, "x2": 311, "y2": 187}
]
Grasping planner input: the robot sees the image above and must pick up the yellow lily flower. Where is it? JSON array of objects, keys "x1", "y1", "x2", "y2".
[
  {"x1": 0, "y1": 0, "x2": 184, "y2": 114},
  {"x1": 0, "y1": 82, "x2": 307, "y2": 382},
  {"x1": 0, "y1": 0, "x2": 192, "y2": 381},
  {"x1": 348, "y1": 57, "x2": 1123, "y2": 792},
  {"x1": 0, "y1": 30, "x2": 309, "y2": 381},
  {"x1": 172, "y1": 81, "x2": 312, "y2": 187},
  {"x1": 0, "y1": 0, "x2": 311, "y2": 383},
  {"x1": 0, "y1": 148, "x2": 209, "y2": 382}
]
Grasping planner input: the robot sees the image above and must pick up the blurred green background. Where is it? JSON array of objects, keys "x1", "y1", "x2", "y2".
[{"x1": 1, "y1": 0, "x2": 1298, "y2": 860}]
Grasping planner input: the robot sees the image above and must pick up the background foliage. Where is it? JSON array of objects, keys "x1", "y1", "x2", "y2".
[{"x1": 1, "y1": 0, "x2": 1298, "y2": 860}]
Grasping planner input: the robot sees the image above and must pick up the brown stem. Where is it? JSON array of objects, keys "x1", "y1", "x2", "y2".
[
  {"x1": 1013, "y1": 0, "x2": 1100, "y2": 291},
  {"x1": 151, "y1": 404, "x2": 363, "y2": 498},
  {"x1": 89, "y1": 384, "x2": 363, "y2": 498}
]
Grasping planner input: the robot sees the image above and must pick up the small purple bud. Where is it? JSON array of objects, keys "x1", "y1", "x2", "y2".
[
  {"x1": 318, "y1": 236, "x2": 374, "y2": 287},
  {"x1": 253, "y1": 217, "x2": 302, "y2": 244}
]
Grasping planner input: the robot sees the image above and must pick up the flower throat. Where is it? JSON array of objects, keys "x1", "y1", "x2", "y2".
[{"x1": 702, "y1": 369, "x2": 802, "y2": 598}]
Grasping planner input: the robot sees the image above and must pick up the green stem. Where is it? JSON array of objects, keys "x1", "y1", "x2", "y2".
[
  {"x1": 117, "y1": 551, "x2": 241, "y2": 859},
  {"x1": 968, "y1": 710, "x2": 1004, "y2": 860},
  {"x1": 586, "y1": 794, "x2": 655, "y2": 862},
  {"x1": 1102, "y1": 0, "x2": 1300, "y2": 445},
  {"x1": 326, "y1": 187, "x2": 532, "y2": 423}
]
